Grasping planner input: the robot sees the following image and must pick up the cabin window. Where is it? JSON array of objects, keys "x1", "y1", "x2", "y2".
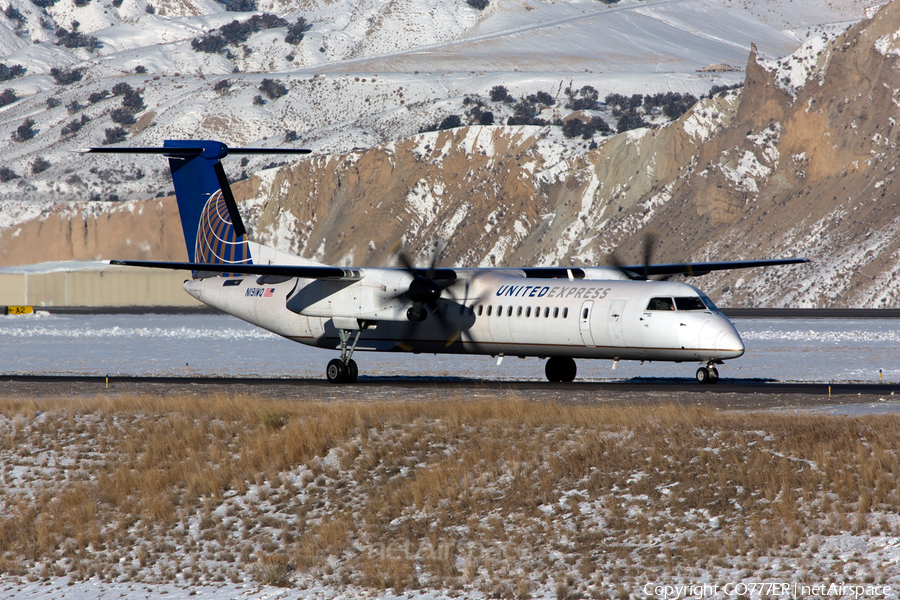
[
  {"x1": 478, "y1": 305, "x2": 483, "y2": 316},
  {"x1": 468, "y1": 306, "x2": 475, "y2": 316},
  {"x1": 674, "y1": 296, "x2": 707, "y2": 311},
  {"x1": 544, "y1": 307, "x2": 550, "y2": 318},
  {"x1": 535, "y1": 306, "x2": 541, "y2": 318},
  {"x1": 507, "y1": 306, "x2": 513, "y2": 317},
  {"x1": 553, "y1": 307, "x2": 559, "y2": 318},
  {"x1": 525, "y1": 307, "x2": 531, "y2": 317},
  {"x1": 582, "y1": 307, "x2": 589, "y2": 319},
  {"x1": 562, "y1": 307, "x2": 568, "y2": 319},
  {"x1": 487, "y1": 305, "x2": 493, "y2": 316},
  {"x1": 517, "y1": 306, "x2": 523, "y2": 317},
  {"x1": 646, "y1": 297, "x2": 675, "y2": 311}
]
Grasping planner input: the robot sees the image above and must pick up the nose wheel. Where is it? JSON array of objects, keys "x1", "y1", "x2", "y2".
[{"x1": 696, "y1": 365, "x2": 719, "y2": 384}]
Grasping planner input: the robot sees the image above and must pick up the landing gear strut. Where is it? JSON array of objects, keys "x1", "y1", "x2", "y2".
[
  {"x1": 695, "y1": 363, "x2": 720, "y2": 385},
  {"x1": 327, "y1": 328, "x2": 362, "y2": 384},
  {"x1": 545, "y1": 357, "x2": 577, "y2": 382}
]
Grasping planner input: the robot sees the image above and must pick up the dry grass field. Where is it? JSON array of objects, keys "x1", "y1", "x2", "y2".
[{"x1": 0, "y1": 394, "x2": 898, "y2": 598}]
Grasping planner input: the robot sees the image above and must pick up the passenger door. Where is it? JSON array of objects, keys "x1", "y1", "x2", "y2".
[{"x1": 579, "y1": 300, "x2": 595, "y2": 347}]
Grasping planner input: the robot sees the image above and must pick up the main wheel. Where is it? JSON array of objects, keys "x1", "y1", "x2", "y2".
[
  {"x1": 708, "y1": 367, "x2": 719, "y2": 384},
  {"x1": 546, "y1": 357, "x2": 577, "y2": 382},
  {"x1": 327, "y1": 358, "x2": 348, "y2": 383},
  {"x1": 696, "y1": 367, "x2": 709, "y2": 384},
  {"x1": 545, "y1": 358, "x2": 561, "y2": 382},
  {"x1": 347, "y1": 359, "x2": 359, "y2": 383},
  {"x1": 560, "y1": 357, "x2": 577, "y2": 382}
]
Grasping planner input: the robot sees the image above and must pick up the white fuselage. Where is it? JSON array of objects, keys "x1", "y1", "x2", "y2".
[{"x1": 184, "y1": 270, "x2": 744, "y2": 364}]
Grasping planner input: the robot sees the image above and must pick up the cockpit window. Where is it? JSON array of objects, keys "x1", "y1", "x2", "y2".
[
  {"x1": 674, "y1": 296, "x2": 707, "y2": 311},
  {"x1": 698, "y1": 293, "x2": 719, "y2": 312},
  {"x1": 646, "y1": 297, "x2": 675, "y2": 311}
]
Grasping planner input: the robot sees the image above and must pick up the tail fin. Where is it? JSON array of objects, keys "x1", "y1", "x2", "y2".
[
  {"x1": 79, "y1": 140, "x2": 311, "y2": 276},
  {"x1": 164, "y1": 140, "x2": 250, "y2": 266}
]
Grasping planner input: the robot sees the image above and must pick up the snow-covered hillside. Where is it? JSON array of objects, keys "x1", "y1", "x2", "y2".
[{"x1": 0, "y1": 0, "x2": 881, "y2": 215}]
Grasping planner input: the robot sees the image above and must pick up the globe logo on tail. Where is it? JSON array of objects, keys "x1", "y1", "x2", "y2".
[{"x1": 195, "y1": 190, "x2": 251, "y2": 266}]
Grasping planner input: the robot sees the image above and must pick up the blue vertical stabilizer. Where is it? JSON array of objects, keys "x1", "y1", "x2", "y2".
[{"x1": 164, "y1": 140, "x2": 252, "y2": 269}]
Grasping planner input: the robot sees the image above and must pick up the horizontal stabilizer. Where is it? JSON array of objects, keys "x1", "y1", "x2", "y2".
[{"x1": 76, "y1": 146, "x2": 311, "y2": 157}]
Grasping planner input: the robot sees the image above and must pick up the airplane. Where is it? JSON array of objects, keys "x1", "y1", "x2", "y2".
[{"x1": 81, "y1": 140, "x2": 808, "y2": 384}]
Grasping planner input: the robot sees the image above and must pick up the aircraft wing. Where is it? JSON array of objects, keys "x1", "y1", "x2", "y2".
[
  {"x1": 107, "y1": 259, "x2": 362, "y2": 280},
  {"x1": 109, "y1": 258, "x2": 808, "y2": 280},
  {"x1": 621, "y1": 258, "x2": 810, "y2": 277}
]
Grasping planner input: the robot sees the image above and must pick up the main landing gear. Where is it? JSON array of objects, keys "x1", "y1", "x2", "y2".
[
  {"x1": 545, "y1": 357, "x2": 577, "y2": 382},
  {"x1": 327, "y1": 328, "x2": 362, "y2": 384},
  {"x1": 696, "y1": 362, "x2": 720, "y2": 385}
]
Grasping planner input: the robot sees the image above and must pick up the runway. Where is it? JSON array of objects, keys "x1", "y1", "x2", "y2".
[{"x1": 3, "y1": 374, "x2": 898, "y2": 413}]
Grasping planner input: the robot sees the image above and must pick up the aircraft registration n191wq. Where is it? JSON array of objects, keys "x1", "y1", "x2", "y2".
[{"x1": 83, "y1": 140, "x2": 808, "y2": 384}]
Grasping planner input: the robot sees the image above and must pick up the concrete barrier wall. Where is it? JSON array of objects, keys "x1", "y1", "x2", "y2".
[{"x1": 0, "y1": 268, "x2": 202, "y2": 307}]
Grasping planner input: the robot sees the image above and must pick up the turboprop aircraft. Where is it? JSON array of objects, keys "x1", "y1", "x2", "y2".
[{"x1": 82, "y1": 140, "x2": 808, "y2": 384}]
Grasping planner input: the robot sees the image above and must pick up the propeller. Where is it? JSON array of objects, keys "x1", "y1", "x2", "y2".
[
  {"x1": 390, "y1": 240, "x2": 465, "y2": 350},
  {"x1": 607, "y1": 228, "x2": 661, "y2": 281}
]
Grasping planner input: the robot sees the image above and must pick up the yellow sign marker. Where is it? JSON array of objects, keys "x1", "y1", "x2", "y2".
[{"x1": 6, "y1": 306, "x2": 33, "y2": 315}]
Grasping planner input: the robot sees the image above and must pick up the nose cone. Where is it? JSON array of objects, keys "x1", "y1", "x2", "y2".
[{"x1": 717, "y1": 325, "x2": 744, "y2": 358}]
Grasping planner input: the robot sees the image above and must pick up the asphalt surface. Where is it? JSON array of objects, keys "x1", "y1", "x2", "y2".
[{"x1": 2, "y1": 374, "x2": 897, "y2": 412}]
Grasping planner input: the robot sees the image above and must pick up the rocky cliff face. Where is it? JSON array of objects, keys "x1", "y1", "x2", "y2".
[{"x1": 4, "y1": 2, "x2": 900, "y2": 308}]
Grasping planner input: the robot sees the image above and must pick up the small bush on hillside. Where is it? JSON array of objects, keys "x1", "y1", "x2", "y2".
[
  {"x1": 110, "y1": 108, "x2": 136, "y2": 125},
  {"x1": 12, "y1": 118, "x2": 36, "y2": 142},
  {"x1": 439, "y1": 115, "x2": 462, "y2": 130},
  {"x1": 4, "y1": 6, "x2": 24, "y2": 24},
  {"x1": 88, "y1": 90, "x2": 109, "y2": 103},
  {"x1": 224, "y1": 0, "x2": 256, "y2": 11},
  {"x1": 284, "y1": 130, "x2": 299, "y2": 142},
  {"x1": 479, "y1": 111, "x2": 494, "y2": 126},
  {"x1": 214, "y1": 79, "x2": 231, "y2": 93},
  {"x1": 564, "y1": 85, "x2": 599, "y2": 110},
  {"x1": 50, "y1": 67, "x2": 84, "y2": 85},
  {"x1": 111, "y1": 82, "x2": 133, "y2": 96},
  {"x1": 259, "y1": 78, "x2": 287, "y2": 100},
  {"x1": 104, "y1": 126, "x2": 127, "y2": 144},
  {"x1": 55, "y1": 26, "x2": 102, "y2": 51},
  {"x1": 616, "y1": 110, "x2": 647, "y2": 132},
  {"x1": 46, "y1": 97, "x2": 61, "y2": 108},
  {"x1": 60, "y1": 115, "x2": 90, "y2": 137},
  {"x1": 0, "y1": 88, "x2": 17, "y2": 107},
  {"x1": 489, "y1": 85, "x2": 510, "y2": 103},
  {"x1": 134, "y1": 65, "x2": 147, "y2": 74},
  {"x1": 0, "y1": 166, "x2": 19, "y2": 182},
  {"x1": 0, "y1": 63, "x2": 26, "y2": 82},
  {"x1": 466, "y1": 0, "x2": 489, "y2": 9},
  {"x1": 145, "y1": 4, "x2": 155, "y2": 14},
  {"x1": 192, "y1": 14, "x2": 287, "y2": 54},
  {"x1": 252, "y1": 95, "x2": 265, "y2": 106},
  {"x1": 284, "y1": 17, "x2": 309, "y2": 44},
  {"x1": 121, "y1": 89, "x2": 145, "y2": 112},
  {"x1": 32, "y1": 157, "x2": 51, "y2": 174},
  {"x1": 66, "y1": 100, "x2": 82, "y2": 113},
  {"x1": 29, "y1": 0, "x2": 59, "y2": 7}
]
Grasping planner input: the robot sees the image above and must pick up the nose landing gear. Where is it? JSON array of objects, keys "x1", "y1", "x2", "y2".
[{"x1": 695, "y1": 362, "x2": 720, "y2": 385}]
